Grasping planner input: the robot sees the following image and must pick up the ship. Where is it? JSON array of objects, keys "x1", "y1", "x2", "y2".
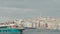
[{"x1": 0, "y1": 21, "x2": 24, "y2": 34}]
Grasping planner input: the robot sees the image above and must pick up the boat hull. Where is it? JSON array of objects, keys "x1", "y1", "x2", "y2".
[{"x1": 0, "y1": 28, "x2": 23, "y2": 34}]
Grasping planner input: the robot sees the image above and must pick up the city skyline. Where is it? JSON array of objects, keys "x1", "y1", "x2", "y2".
[{"x1": 0, "y1": 0, "x2": 60, "y2": 22}]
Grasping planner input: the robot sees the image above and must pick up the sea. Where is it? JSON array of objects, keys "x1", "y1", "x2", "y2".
[
  {"x1": 23, "y1": 29, "x2": 60, "y2": 34},
  {"x1": 0, "y1": 29, "x2": 60, "y2": 34}
]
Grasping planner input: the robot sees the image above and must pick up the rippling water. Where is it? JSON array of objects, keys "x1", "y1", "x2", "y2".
[
  {"x1": 0, "y1": 29, "x2": 60, "y2": 34},
  {"x1": 23, "y1": 29, "x2": 60, "y2": 34}
]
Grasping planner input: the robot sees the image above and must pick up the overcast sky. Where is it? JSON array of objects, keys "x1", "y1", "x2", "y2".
[{"x1": 0, "y1": 0, "x2": 60, "y2": 22}]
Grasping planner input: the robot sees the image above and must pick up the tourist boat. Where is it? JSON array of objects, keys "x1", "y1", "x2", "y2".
[{"x1": 0, "y1": 22, "x2": 24, "y2": 34}]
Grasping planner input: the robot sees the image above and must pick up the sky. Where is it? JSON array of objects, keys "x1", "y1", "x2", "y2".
[{"x1": 0, "y1": 0, "x2": 60, "y2": 22}]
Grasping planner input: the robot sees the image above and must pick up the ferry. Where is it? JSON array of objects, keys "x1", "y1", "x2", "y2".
[{"x1": 0, "y1": 22, "x2": 24, "y2": 34}]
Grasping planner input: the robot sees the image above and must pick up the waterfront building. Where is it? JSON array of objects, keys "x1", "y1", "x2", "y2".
[{"x1": 8, "y1": 16, "x2": 60, "y2": 29}]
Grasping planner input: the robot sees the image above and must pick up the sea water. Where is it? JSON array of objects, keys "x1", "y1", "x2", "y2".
[
  {"x1": 0, "y1": 29, "x2": 60, "y2": 34},
  {"x1": 23, "y1": 29, "x2": 60, "y2": 34}
]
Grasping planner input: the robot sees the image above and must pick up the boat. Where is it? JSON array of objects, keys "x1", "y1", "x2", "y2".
[{"x1": 0, "y1": 22, "x2": 24, "y2": 34}]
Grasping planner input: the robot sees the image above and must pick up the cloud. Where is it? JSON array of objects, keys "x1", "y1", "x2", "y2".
[
  {"x1": 0, "y1": 7, "x2": 60, "y2": 17},
  {"x1": 0, "y1": 0, "x2": 60, "y2": 18},
  {"x1": 0, "y1": 7, "x2": 41, "y2": 16}
]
